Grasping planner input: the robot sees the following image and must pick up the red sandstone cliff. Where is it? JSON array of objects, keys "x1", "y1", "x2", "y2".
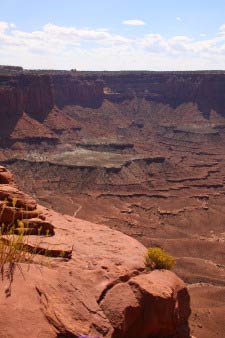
[
  {"x1": 0, "y1": 166, "x2": 191, "y2": 337},
  {"x1": 22, "y1": 74, "x2": 54, "y2": 121},
  {"x1": 1, "y1": 70, "x2": 225, "y2": 138},
  {"x1": 0, "y1": 74, "x2": 53, "y2": 121},
  {"x1": 99, "y1": 72, "x2": 225, "y2": 119},
  {"x1": 52, "y1": 74, "x2": 104, "y2": 108},
  {"x1": 0, "y1": 71, "x2": 104, "y2": 141}
]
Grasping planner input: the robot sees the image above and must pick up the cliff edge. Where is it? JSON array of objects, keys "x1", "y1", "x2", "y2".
[{"x1": 0, "y1": 166, "x2": 191, "y2": 338}]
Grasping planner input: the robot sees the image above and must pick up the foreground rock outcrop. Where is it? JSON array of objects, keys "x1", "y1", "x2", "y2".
[{"x1": 0, "y1": 166, "x2": 191, "y2": 337}]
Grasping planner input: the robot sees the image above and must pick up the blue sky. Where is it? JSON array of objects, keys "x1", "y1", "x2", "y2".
[{"x1": 0, "y1": 0, "x2": 225, "y2": 70}]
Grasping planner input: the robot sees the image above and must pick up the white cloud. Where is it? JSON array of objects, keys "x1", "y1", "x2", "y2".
[
  {"x1": 140, "y1": 34, "x2": 169, "y2": 52},
  {"x1": 176, "y1": 17, "x2": 182, "y2": 22},
  {"x1": 122, "y1": 19, "x2": 146, "y2": 26},
  {"x1": 0, "y1": 22, "x2": 225, "y2": 70},
  {"x1": 219, "y1": 24, "x2": 225, "y2": 35},
  {"x1": 43, "y1": 24, "x2": 132, "y2": 45},
  {"x1": 169, "y1": 36, "x2": 193, "y2": 52},
  {"x1": 0, "y1": 21, "x2": 9, "y2": 34}
]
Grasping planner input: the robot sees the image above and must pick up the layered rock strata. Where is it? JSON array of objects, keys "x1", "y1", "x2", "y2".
[{"x1": 0, "y1": 166, "x2": 191, "y2": 338}]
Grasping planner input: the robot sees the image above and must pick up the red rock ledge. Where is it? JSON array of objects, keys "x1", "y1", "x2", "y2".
[{"x1": 0, "y1": 166, "x2": 191, "y2": 337}]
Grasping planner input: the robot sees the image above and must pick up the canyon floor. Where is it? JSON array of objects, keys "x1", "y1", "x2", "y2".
[{"x1": 1, "y1": 69, "x2": 225, "y2": 337}]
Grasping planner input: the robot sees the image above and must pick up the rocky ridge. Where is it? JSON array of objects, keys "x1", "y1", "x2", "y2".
[{"x1": 0, "y1": 166, "x2": 191, "y2": 337}]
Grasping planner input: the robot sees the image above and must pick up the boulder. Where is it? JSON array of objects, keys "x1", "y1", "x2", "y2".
[{"x1": 100, "y1": 270, "x2": 191, "y2": 338}]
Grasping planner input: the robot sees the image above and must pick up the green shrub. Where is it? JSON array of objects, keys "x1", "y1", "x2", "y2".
[{"x1": 145, "y1": 247, "x2": 175, "y2": 270}]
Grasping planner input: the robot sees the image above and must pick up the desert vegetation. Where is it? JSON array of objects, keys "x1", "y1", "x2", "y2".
[
  {"x1": 0, "y1": 222, "x2": 36, "y2": 272},
  {"x1": 145, "y1": 247, "x2": 176, "y2": 270},
  {"x1": 0, "y1": 197, "x2": 49, "y2": 273}
]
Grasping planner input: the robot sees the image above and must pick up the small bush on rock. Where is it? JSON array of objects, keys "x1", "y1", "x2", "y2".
[
  {"x1": 0, "y1": 197, "x2": 41, "y2": 271},
  {"x1": 0, "y1": 223, "x2": 35, "y2": 274},
  {"x1": 145, "y1": 247, "x2": 175, "y2": 270}
]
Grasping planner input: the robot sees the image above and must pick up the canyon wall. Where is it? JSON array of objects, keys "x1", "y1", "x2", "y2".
[
  {"x1": 52, "y1": 74, "x2": 104, "y2": 108},
  {"x1": 0, "y1": 74, "x2": 53, "y2": 119},
  {"x1": 100, "y1": 72, "x2": 225, "y2": 118},
  {"x1": 1, "y1": 69, "x2": 225, "y2": 137}
]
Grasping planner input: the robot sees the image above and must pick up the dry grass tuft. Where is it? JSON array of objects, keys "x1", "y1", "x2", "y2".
[{"x1": 145, "y1": 247, "x2": 176, "y2": 270}]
